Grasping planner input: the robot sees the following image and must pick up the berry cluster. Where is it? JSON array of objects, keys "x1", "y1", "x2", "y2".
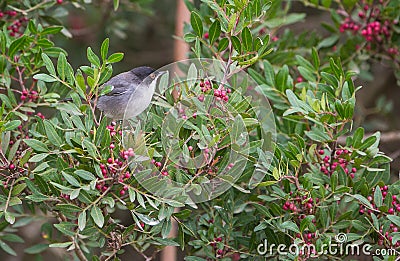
[
  {"x1": 359, "y1": 186, "x2": 400, "y2": 215},
  {"x1": 378, "y1": 223, "x2": 400, "y2": 248},
  {"x1": 282, "y1": 195, "x2": 319, "y2": 215},
  {"x1": 209, "y1": 236, "x2": 226, "y2": 258},
  {"x1": 93, "y1": 124, "x2": 135, "y2": 195},
  {"x1": 106, "y1": 122, "x2": 122, "y2": 136},
  {"x1": 318, "y1": 149, "x2": 357, "y2": 178},
  {"x1": 199, "y1": 80, "x2": 231, "y2": 102},
  {"x1": 338, "y1": 2, "x2": 398, "y2": 56},
  {"x1": 20, "y1": 90, "x2": 39, "y2": 102},
  {"x1": 150, "y1": 159, "x2": 168, "y2": 176},
  {"x1": 0, "y1": 10, "x2": 29, "y2": 37},
  {"x1": 358, "y1": 186, "x2": 400, "y2": 247}
]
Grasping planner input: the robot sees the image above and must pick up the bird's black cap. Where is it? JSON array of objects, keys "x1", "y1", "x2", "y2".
[{"x1": 130, "y1": 66, "x2": 156, "y2": 81}]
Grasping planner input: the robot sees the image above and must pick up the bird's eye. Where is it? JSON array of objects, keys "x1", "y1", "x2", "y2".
[{"x1": 150, "y1": 73, "x2": 156, "y2": 79}]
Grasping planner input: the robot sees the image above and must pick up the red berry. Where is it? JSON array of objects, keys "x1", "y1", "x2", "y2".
[
  {"x1": 318, "y1": 149, "x2": 324, "y2": 155},
  {"x1": 119, "y1": 190, "x2": 125, "y2": 196},
  {"x1": 215, "y1": 237, "x2": 222, "y2": 242},
  {"x1": 204, "y1": 32, "x2": 209, "y2": 39},
  {"x1": 9, "y1": 164, "x2": 15, "y2": 170},
  {"x1": 56, "y1": 0, "x2": 63, "y2": 4},
  {"x1": 107, "y1": 158, "x2": 113, "y2": 164}
]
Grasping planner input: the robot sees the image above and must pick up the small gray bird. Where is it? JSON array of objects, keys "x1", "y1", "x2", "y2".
[{"x1": 97, "y1": 66, "x2": 165, "y2": 120}]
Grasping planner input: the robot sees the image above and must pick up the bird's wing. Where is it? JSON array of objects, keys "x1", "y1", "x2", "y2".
[{"x1": 102, "y1": 72, "x2": 140, "y2": 97}]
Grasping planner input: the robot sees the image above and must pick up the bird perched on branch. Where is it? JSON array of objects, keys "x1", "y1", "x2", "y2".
[{"x1": 97, "y1": 66, "x2": 165, "y2": 120}]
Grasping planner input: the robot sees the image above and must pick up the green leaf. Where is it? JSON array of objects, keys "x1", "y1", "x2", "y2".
[
  {"x1": 55, "y1": 204, "x2": 82, "y2": 212},
  {"x1": 56, "y1": 52, "x2": 68, "y2": 81},
  {"x1": 91, "y1": 206, "x2": 104, "y2": 228},
  {"x1": 190, "y1": 11, "x2": 203, "y2": 37},
  {"x1": 11, "y1": 183, "x2": 26, "y2": 196},
  {"x1": 9, "y1": 36, "x2": 27, "y2": 58},
  {"x1": 78, "y1": 211, "x2": 86, "y2": 231},
  {"x1": 74, "y1": 170, "x2": 96, "y2": 181},
  {"x1": 0, "y1": 241, "x2": 17, "y2": 256},
  {"x1": 218, "y1": 38, "x2": 229, "y2": 51},
  {"x1": 352, "y1": 127, "x2": 364, "y2": 148},
  {"x1": 41, "y1": 53, "x2": 56, "y2": 75},
  {"x1": 374, "y1": 186, "x2": 383, "y2": 208},
  {"x1": 62, "y1": 172, "x2": 80, "y2": 187},
  {"x1": 231, "y1": 36, "x2": 241, "y2": 53},
  {"x1": 113, "y1": 0, "x2": 120, "y2": 11},
  {"x1": 317, "y1": 35, "x2": 339, "y2": 49},
  {"x1": 298, "y1": 66, "x2": 316, "y2": 82},
  {"x1": 154, "y1": 237, "x2": 180, "y2": 247},
  {"x1": 305, "y1": 128, "x2": 332, "y2": 142},
  {"x1": 33, "y1": 74, "x2": 57, "y2": 83},
  {"x1": 280, "y1": 221, "x2": 300, "y2": 233},
  {"x1": 4, "y1": 212, "x2": 15, "y2": 224},
  {"x1": 184, "y1": 33, "x2": 197, "y2": 42},
  {"x1": 101, "y1": 38, "x2": 109, "y2": 61},
  {"x1": 242, "y1": 27, "x2": 253, "y2": 52},
  {"x1": 107, "y1": 53, "x2": 124, "y2": 63},
  {"x1": 41, "y1": 26, "x2": 63, "y2": 35},
  {"x1": 353, "y1": 194, "x2": 373, "y2": 209},
  {"x1": 49, "y1": 242, "x2": 73, "y2": 248},
  {"x1": 24, "y1": 244, "x2": 49, "y2": 254},
  {"x1": 44, "y1": 121, "x2": 63, "y2": 147},
  {"x1": 26, "y1": 194, "x2": 50, "y2": 202},
  {"x1": 300, "y1": 215, "x2": 314, "y2": 232},
  {"x1": 208, "y1": 20, "x2": 221, "y2": 44},
  {"x1": 128, "y1": 187, "x2": 136, "y2": 202},
  {"x1": 3, "y1": 120, "x2": 21, "y2": 131},
  {"x1": 23, "y1": 139, "x2": 49, "y2": 152},
  {"x1": 87, "y1": 47, "x2": 101, "y2": 67},
  {"x1": 311, "y1": 47, "x2": 320, "y2": 69},
  {"x1": 387, "y1": 215, "x2": 400, "y2": 227}
]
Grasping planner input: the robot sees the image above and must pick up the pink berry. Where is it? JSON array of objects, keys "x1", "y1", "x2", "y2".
[
  {"x1": 124, "y1": 172, "x2": 131, "y2": 179},
  {"x1": 120, "y1": 190, "x2": 125, "y2": 196},
  {"x1": 188, "y1": 146, "x2": 193, "y2": 151},
  {"x1": 318, "y1": 149, "x2": 324, "y2": 155},
  {"x1": 109, "y1": 144, "x2": 115, "y2": 149},
  {"x1": 107, "y1": 158, "x2": 113, "y2": 164},
  {"x1": 204, "y1": 32, "x2": 209, "y2": 39},
  {"x1": 296, "y1": 76, "x2": 303, "y2": 83},
  {"x1": 388, "y1": 208, "x2": 394, "y2": 214},
  {"x1": 9, "y1": 164, "x2": 15, "y2": 170}
]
